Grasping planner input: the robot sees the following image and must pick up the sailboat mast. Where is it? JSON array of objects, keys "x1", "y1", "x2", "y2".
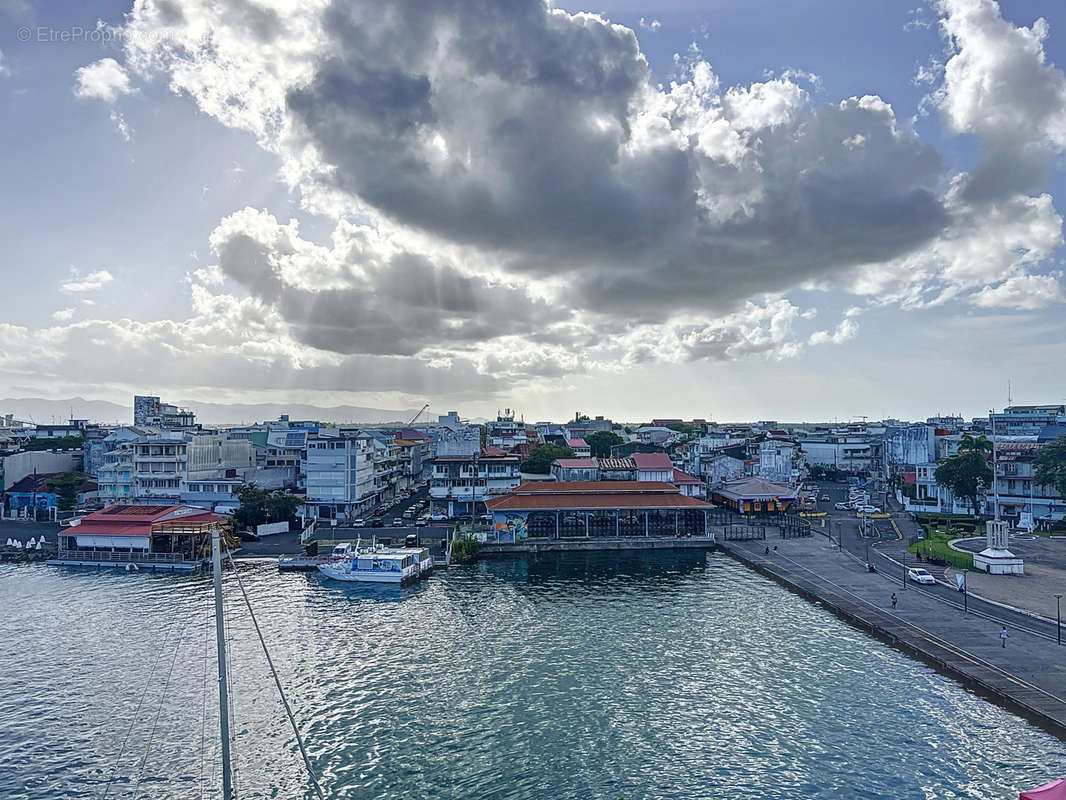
[{"x1": 211, "y1": 525, "x2": 235, "y2": 799}]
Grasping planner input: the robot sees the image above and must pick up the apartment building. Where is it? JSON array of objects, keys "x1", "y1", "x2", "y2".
[
  {"x1": 430, "y1": 452, "x2": 521, "y2": 517},
  {"x1": 303, "y1": 433, "x2": 375, "y2": 520}
]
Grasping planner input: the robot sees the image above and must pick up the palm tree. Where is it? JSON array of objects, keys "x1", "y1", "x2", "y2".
[{"x1": 958, "y1": 434, "x2": 993, "y2": 455}]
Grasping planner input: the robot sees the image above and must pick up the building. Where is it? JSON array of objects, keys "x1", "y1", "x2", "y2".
[
  {"x1": 133, "y1": 395, "x2": 198, "y2": 429},
  {"x1": 566, "y1": 438, "x2": 591, "y2": 458},
  {"x1": 486, "y1": 409, "x2": 528, "y2": 450},
  {"x1": 3, "y1": 472, "x2": 96, "y2": 518},
  {"x1": 671, "y1": 469, "x2": 704, "y2": 497},
  {"x1": 632, "y1": 452, "x2": 673, "y2": 483},
  {"x1": 990, "y1": 405, "x2": 1066, "y2": 437},
  {"x1": 551, "y1": 457, "x2": 598, "y2": 482},
  {"x1": 757, "y1": 439, "x2": 796, "y2": 484},
  {"x1": 304, "y1": 433, "x2": 375, "y2": 520},
  {"x1": 485, "y1": 481, "x2": 713, "y2": 542},
  {"x1": 711, "y1": 477, "x2": 797, "y2": 513},
  {"x1": 52, "y1": 504, "x2": 229, "y2": 569},
  {"x1": 988, "y1": 442, "x2": 1066, "y2": 527},
  {"x1": 430, "y1": 452, "x2": 521, "y2": 517}
]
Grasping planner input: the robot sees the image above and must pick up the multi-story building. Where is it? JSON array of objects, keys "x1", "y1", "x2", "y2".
[
  {"x1": 988, "y1": 405, "x2": 1066, "y2": 437},
  {"x1": 133, "y1": 395, "x2": 198, "y2": 429},
  {"x1": 987, "y1": 442, "x2": 1066, "y2": 527},
  {"x1": 486, "y1": 409, "x2": 528, "y2": 450},
  {"x1": 303, "y1": 433, "x2": 375, "y2": 520},
  {"x1": 757, "y1": 439, "x2": 796, "y2": 484},
  {"x1": 430, "y1": 452, "x2": 521, "y2": 517}
]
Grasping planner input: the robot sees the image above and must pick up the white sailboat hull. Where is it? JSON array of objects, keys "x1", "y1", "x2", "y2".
[{"x1": 317, "y1": 562, "x2": 418, "y2": 583}]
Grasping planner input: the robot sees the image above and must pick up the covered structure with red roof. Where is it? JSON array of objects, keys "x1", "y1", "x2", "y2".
[
  {"x1": 485, "y1": 481, "x2": 712, "y2": 542},
  {"x1": 711, "y1": 477, "x2": 797, "y2": 513},
  {"x1": 51, "y1": 504, "x2": 231, "y2": 570}
]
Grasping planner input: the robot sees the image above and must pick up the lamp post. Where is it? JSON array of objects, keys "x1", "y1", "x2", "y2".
[{"x1": 1056, "y1": 594, "x2": 1062, "y2": 646}]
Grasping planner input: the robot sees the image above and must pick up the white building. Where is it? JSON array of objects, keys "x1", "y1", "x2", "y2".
[
  {"x1": 430, "y1": 452, "x2": 521, "y2": 517},
  {"x1": 304, "y1": 433, "x2": 375, "y2": 519}
]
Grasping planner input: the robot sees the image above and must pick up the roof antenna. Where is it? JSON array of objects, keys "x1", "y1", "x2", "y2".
[{"x1": 1007, "y1": 379, "x2": 1013, "y2": 408}]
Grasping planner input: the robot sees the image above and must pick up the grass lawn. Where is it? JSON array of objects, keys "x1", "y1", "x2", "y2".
[{"x1": 909, "y1": 520, "x2": 981, "y2": 570}]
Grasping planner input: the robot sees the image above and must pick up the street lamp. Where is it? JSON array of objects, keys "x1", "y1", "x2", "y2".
[{"x1": 1056, "y1": 594, "x2": 1062, "y2": 646}]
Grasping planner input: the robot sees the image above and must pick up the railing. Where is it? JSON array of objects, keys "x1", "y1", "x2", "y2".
[{"x1": 56, "y1": 549, "x2": 188, "y2": 563}]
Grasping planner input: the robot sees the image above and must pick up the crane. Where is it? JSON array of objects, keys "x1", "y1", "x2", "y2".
[{"x1": 409, "y1": 403, "x2": 430, "y2": 426}]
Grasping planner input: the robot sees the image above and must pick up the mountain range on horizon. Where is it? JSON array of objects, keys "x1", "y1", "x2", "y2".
[{"x1": 0, "y1": 397, "x2": 426, "y2": 427}]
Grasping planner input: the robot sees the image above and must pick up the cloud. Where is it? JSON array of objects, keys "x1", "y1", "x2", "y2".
[
  {"x1": 52, "y1": 308, "x2": 75, "y2": 322},
  {"x1": 972, "y1": 274, "x2": 1066, "y2": 310},
  {"x1": 109, "y1": 110, "x2": 133, "y2": 141},
  {"x1": 72, "y1": 0, "x2": 1062, "y2": 391},
  {"x1": 639, "y1": 17, "x2": 661, "y2": 32},
  {"x1": 0, "y1": 48, "x2": 9, "y2": 78},
  {"x1": 809, "y1": 307, "x2": 861, "y2": 346},
  {"x1": 73, "y1": 58, "x2": 133, "y2": 102},
  {"x1": 59, "y1": 269, "x2": 114, "y2": 293}
]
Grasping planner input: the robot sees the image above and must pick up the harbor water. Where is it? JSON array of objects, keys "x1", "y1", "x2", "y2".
[{"x1": 1, "y1": 549, "x2": 1063, "y2": 799}]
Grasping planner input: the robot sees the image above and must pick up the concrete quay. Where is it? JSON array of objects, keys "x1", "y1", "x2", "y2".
[
  {"x1": 480, "y1": 535, "x2": 717, "y2": 556},
  {"x1": 719, "y1": 533, "x2": 1066, "y2": 739}
]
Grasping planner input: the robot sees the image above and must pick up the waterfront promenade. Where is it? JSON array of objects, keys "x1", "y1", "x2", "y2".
[{"x1": 719, "y1": 532, "x2": 1066, "y2": 737}]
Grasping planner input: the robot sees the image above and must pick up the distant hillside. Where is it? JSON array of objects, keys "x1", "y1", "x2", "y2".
[
  {"x1": 175, "y1": 400, "x2": 421, "y2": 426},
  {"x1": 0, "y1": 397, "x2": 423, "y2": 427},
  {"x1": 0, "y1": 397, "x2": 130, "y2": 425}
]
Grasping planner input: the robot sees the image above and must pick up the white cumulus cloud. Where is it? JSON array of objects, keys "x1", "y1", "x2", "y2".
[
  {"x1": 972, "y1": 274, "x2": 1066, "y2": 310},
  {"x1": 60, "y1": 269, "x2": 114, "y2": 293},
  {"x1": 73, "y1": 58, "x2": 133, "y2": 103}
]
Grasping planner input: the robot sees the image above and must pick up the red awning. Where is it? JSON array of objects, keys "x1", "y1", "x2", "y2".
[{"x1": 1022, "y1": 779, "x2": 1066, "y2": 800}]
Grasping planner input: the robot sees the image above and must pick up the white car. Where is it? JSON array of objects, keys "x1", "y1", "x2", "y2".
[
  {"x1": 430, "y1": 512, "x2": 448, "y2": 522},
  {"x1": 856, "y1": 505, "x2": 880, "y2": 514},
  {"x1": 834, "y1": 502, "x2": 848, "y2": 511},
  {"x1": 907, "y1": 567, "x2": 936, "y2": 585}
]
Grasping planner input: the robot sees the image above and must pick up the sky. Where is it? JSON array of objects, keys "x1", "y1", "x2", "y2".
[{"x1": 1, "y1": 0, "x2": 1065, "y2": 423}]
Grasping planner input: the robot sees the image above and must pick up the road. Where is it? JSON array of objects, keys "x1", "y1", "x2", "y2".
[{"x1": 811, "y1": 480, "x2": 1063, "y2": 643}]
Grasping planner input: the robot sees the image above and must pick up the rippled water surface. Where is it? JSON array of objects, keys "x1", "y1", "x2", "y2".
[{"x1": 2, "y1": 550, "x2": 1063, "y2": 799}]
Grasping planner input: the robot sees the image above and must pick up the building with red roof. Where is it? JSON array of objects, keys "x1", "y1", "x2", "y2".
[
  {"x1": 632, "y1": 452, "x2": 674, "y2": 482},
  {"x1": 566, "y1": 438, "x2": 591, "y2": 457},
  {"x1": 52, "y1": 504, "x2": 231, "y2": 570},
  {"x1": 486, "y1": 481, "x2": 712, "y2": 541}
]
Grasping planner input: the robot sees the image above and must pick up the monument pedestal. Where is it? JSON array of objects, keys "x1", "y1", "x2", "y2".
[{"x1": 973, "y1": 519, "x2": 1024, "y2": 575}]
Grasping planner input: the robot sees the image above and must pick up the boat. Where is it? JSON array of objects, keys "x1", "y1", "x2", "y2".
[
  {"x1": 380, "y1": 545, "x2": 435, "y2": 576},
  {"x1": 317, "y1": 542, "x2": 419, "y2": 583}
]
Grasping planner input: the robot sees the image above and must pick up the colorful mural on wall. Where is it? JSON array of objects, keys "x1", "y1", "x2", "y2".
[{"x1": 493, "y1": 511, "x2": 528, "y2": 542}]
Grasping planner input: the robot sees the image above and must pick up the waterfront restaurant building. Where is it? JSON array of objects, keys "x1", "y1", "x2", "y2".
[
  {"x1": 54, "y1": 504, "x2": 230, "y2": 567},
  {"x1": 710, "y1": 477, "x2": 797, "y2": 513},
  {"x1": 485, "y1": 481, "x2": 713, "y2": 542}
]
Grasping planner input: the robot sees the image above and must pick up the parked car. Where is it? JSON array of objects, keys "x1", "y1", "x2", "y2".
[
  {"x1": 368, "y1": 516, "x2": 384, "y2": 527},
  {"x1": 820, "y1": 494, "x2": 831, "y2": 502},
  {"x1": 392, "y1": 518, "x2": 405, "y2": 527},
  {"x1": 857, "y1": 505, "x2": 880, "y2": 514},
  {"x1": 430, "y1": 512, "x2": 448, "y2": 522},
  {"x1": 403, "y1": 509, "x2": 416, "y2": 519},
  {"x1": 404, "y1": 534, "x2": 419, "y2": 548},
  {"x1": 907, "y1": 567, "x2": 936, "y2": 585},
  {"x1": 415, "y1": 517, "x2": 428, "y2": 527},
  {"x1": 834, "y1": 502, "x2": 848, "y2": 511},
  {"x1": 351, "y1": 518, "x2": 367, "y2": 528}
]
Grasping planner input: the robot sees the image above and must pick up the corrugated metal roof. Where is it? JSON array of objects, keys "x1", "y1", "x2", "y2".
[
  {"x1": 486, "y1": 493, "x2": 711, "y2": 511},
  {"x1": 510, "y1": 481, "x2": 678, "y2": 494}
]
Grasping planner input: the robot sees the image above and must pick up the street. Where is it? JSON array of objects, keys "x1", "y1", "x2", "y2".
[{"x1": 811, "y1": 480, "x2": 1062, "y2": 643}]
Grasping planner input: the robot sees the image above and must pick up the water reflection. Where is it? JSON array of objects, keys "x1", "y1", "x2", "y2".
[{"x1": 1, "y1": 554, "x2": 1063, "y2": 800}]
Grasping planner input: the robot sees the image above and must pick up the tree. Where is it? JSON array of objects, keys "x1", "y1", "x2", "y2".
[
  {"x1": 585, "y1": 430, "x2": 624, "y2": 458},
  {"x1": 22, "y1": 435, "x2": 84, "y2": 452},
  {"x1": 1034, "y1": 435, "x2": 1066, "y2": 501},
  {"x1": 665, "y1": 422, "x2": 699, "y2": 436},
  {"x1": 232, "y1": 483, "x2": 302, "y2": 530},
  {"x1": 520, "y1": 444, "x2": 575, "y2": 474},
  {"x1": 934, "y1": 452, "x2": 992, "y2": 515},
  {"x1": 958, "y1": 434, "x2": 993, "y2": 455},
  {"x1": 43, "y1": 472, "x2": 84, "y2": 511}
]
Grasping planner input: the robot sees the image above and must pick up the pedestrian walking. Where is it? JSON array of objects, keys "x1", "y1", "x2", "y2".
[
  {"x1": 764, "y1": 546, "x2": 770, "y2": 555},
  {"x1": 1000, "y1": 627, "x2": 1008, "y2": 648},
  {"x1": 891, "y1": 592, "x2": 897, "y2": 610}
]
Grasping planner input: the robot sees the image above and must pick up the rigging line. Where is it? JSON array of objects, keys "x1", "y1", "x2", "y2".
[
  {"x1": 224, "y1": 549, "x2": 327, "y2": 800},
  {"x1": 135, "y1": 615, "x2": 191, "y2": 791},
  {"x1": 225, "y1": 578, "x2": 239, "y2": 799},
  {"x1": 100, "y1": 622, "x2": 174, "y2": 800},
  {"x1": 199, "y1": 597, "x2": 210, "y2": 800}
]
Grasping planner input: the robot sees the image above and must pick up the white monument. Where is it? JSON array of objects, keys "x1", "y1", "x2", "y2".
[{"x1": 973, "y1": 410, "x2": 1024, "y2": 575}]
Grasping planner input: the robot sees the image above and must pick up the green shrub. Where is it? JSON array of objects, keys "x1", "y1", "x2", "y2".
[{"x1": 450, "y1": 533, "x2": 481, "y2": 564}]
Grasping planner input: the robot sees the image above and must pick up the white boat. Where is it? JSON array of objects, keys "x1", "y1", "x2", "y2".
[
  {"x1": 380, "y1": 546, "x2": 435, "y2": 576},
  {"x1": 317, "y1": 543, "x2": 419, "y2": 584}
]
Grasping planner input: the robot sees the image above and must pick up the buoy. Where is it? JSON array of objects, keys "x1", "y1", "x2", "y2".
[
  {"x1": 28, "y1": 537, "x2": 35, "y2": 547},
  {"x1": 15, "y1": 541, "x2": 23, "y2": 550},
  {"x1": 35, "y1": 541, "x2": 42, "y2": 550},
  {"x1": 4, "y1": 538, "x2": 11, "y2": 547},
  {"x1": 37, "y1": 535, "x2": 46, "y2": 545}
]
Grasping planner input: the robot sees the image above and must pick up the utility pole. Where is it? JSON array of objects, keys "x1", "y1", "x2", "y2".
[
  {"x1": 211, "y1": 526, "x2": 235, "y2": 800},
  {"x1": 1057, "y1": 594, "x2": 1062, "y2": 646}
]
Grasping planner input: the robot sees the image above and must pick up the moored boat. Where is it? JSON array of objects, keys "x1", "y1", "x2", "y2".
[{"x1": 317, "y1": 543, "x2": 419, "y2": 583}]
